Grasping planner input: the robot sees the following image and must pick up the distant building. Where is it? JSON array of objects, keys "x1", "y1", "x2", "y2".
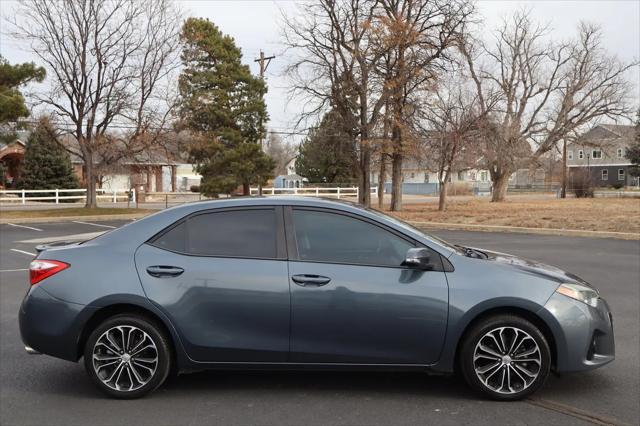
[
  {"x1": 567, "y1": 124, "x2": 638, "y2": 187},
  {"x1": 0, "y1": 131, "x2": 28, "y2": 187}
]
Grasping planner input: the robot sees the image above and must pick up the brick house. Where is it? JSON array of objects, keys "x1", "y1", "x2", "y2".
[{"x1": 567, "y1": 124, "x2": 638, "y2": 187}]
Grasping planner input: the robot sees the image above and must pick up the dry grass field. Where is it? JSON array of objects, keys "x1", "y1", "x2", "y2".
[{"x1": 385, "y1": 197, "x2": 640, "y2": 234}]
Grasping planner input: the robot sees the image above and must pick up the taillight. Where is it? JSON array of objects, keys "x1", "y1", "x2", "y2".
[{"x1": 29, "y1": 260, "x2": 70, "y2": 285}]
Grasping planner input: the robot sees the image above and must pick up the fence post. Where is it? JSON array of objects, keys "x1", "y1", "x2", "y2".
[
  {"x1": 21, "y1": 189, "x2": 25, "y2": 204},
  {"x1": 112, "y1": 189, "x2": 117, "y2": 203},
  {"x1": 131, "y1": 188, "x2": 136, "y2": 205},
  {"x1": 55, "y1": 188, "x2": 59, "y2": 204},
  {"x1": 337, "y1": 187, "x2": 341, "y2": 199},
  {"x1": 294, "y1": 187, "x2": 298, "y2": 195}
]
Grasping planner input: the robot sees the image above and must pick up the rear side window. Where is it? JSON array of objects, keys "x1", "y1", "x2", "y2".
[{"x1": 152, "y1": 209, "x2": 277, "y2": 258}]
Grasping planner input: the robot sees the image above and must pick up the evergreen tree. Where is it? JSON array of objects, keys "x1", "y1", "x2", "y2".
[
  {"x1": 19, "y1": 118, "x2": 79, "y2": 192},
  {"x1": 296, "y1": 110, "x2": 359, "y2": 184},
  {"x1": 178, "y1": 18, "x2": 274, "y2": 196},
  {"x1": 0, "y1": 55, "x2": 46, "y2": 124}
]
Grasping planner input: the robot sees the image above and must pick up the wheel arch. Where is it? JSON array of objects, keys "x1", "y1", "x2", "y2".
[
  {"x1": 453, "y1": 306, "x2": 558, "y2": 372},
  {"x1": 76, "y1": 301, "x2": 186, "y2": 372}
]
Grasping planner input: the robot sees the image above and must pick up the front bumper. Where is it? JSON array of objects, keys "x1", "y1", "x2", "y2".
[
  {"x1": 19, "y1": 285, "x2": 97, "y2": 362},
  {"x1": 539, "y1": 292, "x2": 615, "y2": 373}
]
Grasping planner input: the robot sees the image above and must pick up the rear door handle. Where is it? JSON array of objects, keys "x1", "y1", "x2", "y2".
[
  {"x1": 291, "y1": 274, "x2": 331, "y2": 287},
  {"x1": 146, "y1": 265, "x2": 184, "y2": 278}
]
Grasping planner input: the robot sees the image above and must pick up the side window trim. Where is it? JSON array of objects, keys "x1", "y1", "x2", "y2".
[{"x1": 148, "y1": 206, "x2": 286, "y2": 260}]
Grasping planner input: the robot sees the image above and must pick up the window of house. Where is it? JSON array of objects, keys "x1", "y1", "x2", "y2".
[
  {"x1": 568, "y1": 151, "x2": 573, "y2": 160},
  {"x1": 152, "y1": 209, "x2": 278, "y2": 258},
  {"x1": 617, "y1": 148, "x2": 624, "y2": 158},
  {"x1": 592, "y1": 150, "x2": 602, "y2": 159},
  {"x1": 618, "y1": 169, "x2": 625, "y2": 181},
  {"x1": 424, "y1": 174, "x2": 429, "y2": 183},
  {"x1": 457, "y1": 171, "x2": 465, "y2": 181},
  {"x1": 292, "y1": 209, "x2": 414, "y2": 267},
  {"x1": 578, "y1": 150, "x2": 584, "y2": 159},
  {"x1": 481, "y1": 171, "x2": 488, "y2": 182},
  {"x1": 410, "y1": 172, "x2": 415, "y2": 179},
  {"x1": 470, "y1": 172, "x2": 476, "y2": 181},
  {"x1": 601, "y1": 170, "x2": 608, "y2": 181}
]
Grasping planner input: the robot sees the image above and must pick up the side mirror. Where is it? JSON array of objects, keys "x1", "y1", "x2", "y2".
[{"x1": 402, "y1": 248, "x2": 434, "y2": 271}]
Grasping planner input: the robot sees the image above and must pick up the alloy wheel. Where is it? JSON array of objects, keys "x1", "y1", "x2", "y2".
[
  {"x1": 473, "y1": 326, "x2": 542, "y2": 394},
  {"x1": 91, "y1": 325, "x2": 159, "y2": 392}
]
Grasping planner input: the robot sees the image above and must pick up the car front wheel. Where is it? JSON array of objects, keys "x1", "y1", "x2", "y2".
[
  {"x1": 83, "y1": 314, "x2": 172, "y2": 399},
  {"x1": 459, "y1": 314, "x2": 551, "y2": 401}
]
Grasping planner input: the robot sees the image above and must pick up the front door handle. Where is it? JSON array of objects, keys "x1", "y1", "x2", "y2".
[
  {"x1": 146, "y1": 265, "x2": 184, "y2": 278},
  {"x1": 291, "y1": 274, "x2": 331, "y2": 287}
]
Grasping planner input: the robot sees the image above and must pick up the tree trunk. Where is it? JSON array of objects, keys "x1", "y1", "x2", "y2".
[
  {"x1": 242, "y1": 182, "x2": 250, "y2": 196},
  {"x1": 438, "y1": 171, "x2": 450, "y2": 211},
  {"x1": 377, "y1": 153, "x2": 386, "y2": 209},
  {"x1": 561, "y1": 139, "x2": 567, "y2": 198},
  {"x1": 359, "y1": 142, "x2": 371, "y2": 207},
  {"x1": 84, "y1": 158, "x2": 97, "y2": 208},
  {"x1": 491, "y1": 171, "x2": 510, "y2": 202},
  {"x1": 390, "y1": 152, "x2": 402, "y2": 211}
]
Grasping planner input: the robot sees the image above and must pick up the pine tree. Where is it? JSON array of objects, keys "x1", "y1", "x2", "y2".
[
  {"x1": 178, "y1": 18, "x2": 274, "y2": 196},
  {"x1": 19, "y1": 118, "x2": 79, "y2": 192}
]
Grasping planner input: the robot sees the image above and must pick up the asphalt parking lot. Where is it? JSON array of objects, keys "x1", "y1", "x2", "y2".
[{"x1": 0, "y1": 220, "x2": 638, "y2": 425}]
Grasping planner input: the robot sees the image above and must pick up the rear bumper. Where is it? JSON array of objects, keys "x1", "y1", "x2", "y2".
[
  {"x1": 540, "y1": 293, "x2": 615, "y2": 373},
  {"x1": 19, "y1": 285, "x2": 97, "y2": 362}
]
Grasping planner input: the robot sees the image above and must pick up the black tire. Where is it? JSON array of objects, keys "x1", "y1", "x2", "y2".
[
  {"x1": 459, "y1": 314, "x2": 551, "y2": 401},
  {"x1": 83, "y1": 314, "x2": 172, "y2": 399}
]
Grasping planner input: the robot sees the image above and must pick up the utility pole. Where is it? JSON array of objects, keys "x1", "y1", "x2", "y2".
[{"x1": 254, "y1": 50, "x2": 275, "y2": 196}]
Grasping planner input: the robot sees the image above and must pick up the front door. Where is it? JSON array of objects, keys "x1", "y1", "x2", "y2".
[
  {"x1": 135, "y1": 207, "x2": 290, "y2": 363},
  {"x1": 287, "y1": 208, "x2": 449, "y2": 364}
]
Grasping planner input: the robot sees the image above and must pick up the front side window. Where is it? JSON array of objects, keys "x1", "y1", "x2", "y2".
[
  {"x1": 292, "y1": 209, "x2": 414, "y2": 267},
  {"x1": 592, "y1": 150, "x2": 602, "y2": 159},
  {"x1": 601, "y1": 170, "x2": 608, "y2": 180},
  {"x1": 152, "y1": 209, "x2": 277, "y2": 258}
]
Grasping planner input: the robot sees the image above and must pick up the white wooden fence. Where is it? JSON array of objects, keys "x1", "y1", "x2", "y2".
[
  {"x1": 0, "y1": 188, "x2": 134, "y2": 204},
  {"x1": 250, "y1": 186, "x2": 377, "y2": 199}
]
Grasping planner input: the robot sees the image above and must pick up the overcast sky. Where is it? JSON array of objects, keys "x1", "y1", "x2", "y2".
[{"x1": 1, "y1": 0, "x2": 638, "y2": 144}]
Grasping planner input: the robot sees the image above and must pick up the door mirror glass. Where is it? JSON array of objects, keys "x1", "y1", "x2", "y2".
[{"x1": 402, "y1": 248, "x2": 434, "y2": 270}]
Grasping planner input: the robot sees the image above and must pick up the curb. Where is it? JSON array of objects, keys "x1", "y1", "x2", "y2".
[
  {"x1": 0, "y1": 213, "x2": 150, "y2": 224},
  {"x1": 407, "y1": 220, "x2": 640, "y2": 240}
]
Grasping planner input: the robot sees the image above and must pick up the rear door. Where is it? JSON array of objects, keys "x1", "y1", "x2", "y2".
[
  {"x1": 286, "y1": 207, "x2": 449, "y2": 365},
  {"x1": 135, "y1": 207, "x2": 290, "y2": 362}
]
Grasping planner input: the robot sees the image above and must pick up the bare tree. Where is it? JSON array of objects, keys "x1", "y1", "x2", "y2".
[
  {"x1": 283, "y1": 0, "x2": 388, "y2": 207},
  {"x1": 376, "y1": 0, "x2": 474, "y2": 211},
  {"x1": 265, "y1": 132, "x2": 298, "y2": 176},
  {"x1": 462, "y1": 11, "x2": 637, "y2": 202},
  {"x1": 9, "y1": 0, "x2": 181, "y2": 207},
  {"x1": 416, "y1": 76, "x2": 485, "y2": 211}
]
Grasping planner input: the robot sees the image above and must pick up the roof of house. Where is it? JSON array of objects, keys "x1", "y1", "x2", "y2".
[{"x1": 571, "y1": 124, "x2": 636, "y2": 147}]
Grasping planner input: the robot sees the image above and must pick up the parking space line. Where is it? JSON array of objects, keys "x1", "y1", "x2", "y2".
[
  {"x1": 0, "y1": 268, "x2": 29, "y2": 272},
  {"x1": 71, "y1": 221, "x2": 116, "y2": 229},
  {"x1": 7, "y1": 223, "x2": 43, "y2": 231},
  {"x1": 10, "y1": 249, "x2": 36, "y2": 257}
]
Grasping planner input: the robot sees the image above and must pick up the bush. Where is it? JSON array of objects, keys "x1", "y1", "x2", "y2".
[
  {"x1": 571, "y1": 170, "x2": 594, "y2": 198},
  {"x1": 446, "y1": 182, "x2": 472, "y2": 196},
  {"x1": 189, "y1": 185, "x2": 200, "y2": 193},
  {"x1": 611, "y1": 182, "x2": 624, "y2": 190}
]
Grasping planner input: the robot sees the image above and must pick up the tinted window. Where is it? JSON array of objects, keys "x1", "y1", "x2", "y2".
[
  {"x1": 153, "y1": 209, "x2": 278, "y2": 258},
  {"x1": 292, "y1": 210, "x2": 413, "y2": 267}
]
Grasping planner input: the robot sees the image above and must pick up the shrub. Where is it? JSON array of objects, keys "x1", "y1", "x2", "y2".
[
  {"x1": 571, "y1": 170, "x2": 594, "y2": 198},
  {"x1": 190, "y1": 185, "x2": 200, "y2": 193},
  {"x1": 611, "y1": 182, "x2": 624, "y2": 190}
]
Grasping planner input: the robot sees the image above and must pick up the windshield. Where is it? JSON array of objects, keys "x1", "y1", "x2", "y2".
[{"x1": 364, "y1": 207, "x2": 462, "y2": 254}]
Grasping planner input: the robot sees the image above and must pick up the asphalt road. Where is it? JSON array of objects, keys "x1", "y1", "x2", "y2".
[{"x1": 0, "y1": 220, "x2": 638, "y2": 426}]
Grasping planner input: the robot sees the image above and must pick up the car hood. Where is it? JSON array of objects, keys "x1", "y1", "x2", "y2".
[{"x1": 476, "y1": 248, "x2": 594, "y2": 289}]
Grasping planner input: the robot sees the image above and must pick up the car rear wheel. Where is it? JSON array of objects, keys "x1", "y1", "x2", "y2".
[
  {"x1": 459, "y1": 315, "x2": 551, "y2": 401},
  {"x1": 83, "y1": 314, "x2": 172, "y2": 399}
]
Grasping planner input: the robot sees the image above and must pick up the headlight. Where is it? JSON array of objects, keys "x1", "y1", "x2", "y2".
[{"x1": 556, "y1": 283, "x2": 599, "y2": 307}]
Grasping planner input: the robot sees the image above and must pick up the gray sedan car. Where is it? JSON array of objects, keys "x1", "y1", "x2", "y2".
[{"x1": 19, "y1": 197, "x2": 614, "y2": 400}]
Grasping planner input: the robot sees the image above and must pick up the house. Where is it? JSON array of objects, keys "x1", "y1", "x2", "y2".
[
  {"x1": 0, "y1": 131, "x2": 28, "y2": 187},
  {"x1": 567, "y1": 124, "x2": 638, "y2": 187},
  {"x1": 273, "y1": 156, "x2": 308, "y2": 188}
]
